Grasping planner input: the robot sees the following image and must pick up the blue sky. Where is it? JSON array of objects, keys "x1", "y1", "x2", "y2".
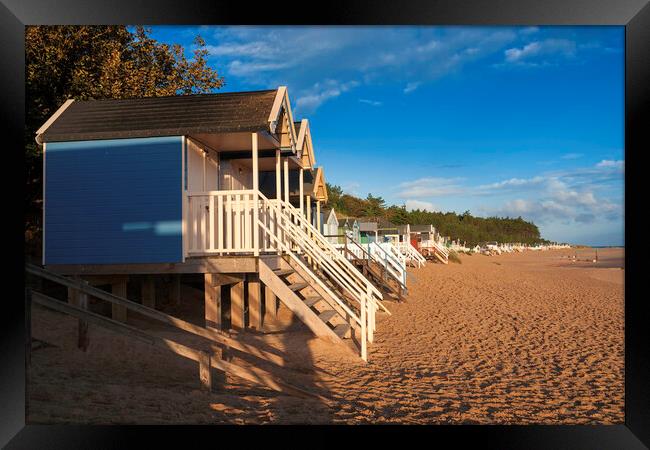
[{"x1": 149, "y1": 25, "x2": 624, "y2": 246}]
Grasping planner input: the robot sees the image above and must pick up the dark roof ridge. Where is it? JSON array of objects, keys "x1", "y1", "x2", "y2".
[{"x1": 67, "y1": 88, "x2": 278, "y2": 104}]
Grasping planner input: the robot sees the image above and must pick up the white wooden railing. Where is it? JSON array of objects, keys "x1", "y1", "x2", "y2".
[
  {"x1": 367, "y1": 242, "x2": 407, "y2": 287},
  {"x1": 397, "y1": 241, "x2": 426, "y2": 268},
  {"x1": 277, "y1": 200, "x2": 387, "y2": 312},
  {"x1": 335, "y1": 241, "x2": 407, "y2": 288},
  {"x1": 187, "y1": 190, "x2": 387, "y2": 361},
  {"x1": 422, "y1": 239, "x2": 450, "y2": 259},
  {"x1": 257, "y1": 192, "x2": 382, "y2": 361},
  {"x1": 378, "y1": 242, "x2": 407, "y2": 267},
  {"x1": 187, "y1": 190, "x2": 262, "y2": 255}
]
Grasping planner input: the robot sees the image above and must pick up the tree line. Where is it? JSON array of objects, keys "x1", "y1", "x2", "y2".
[{"x1": 326, "y1": 183, "x2": 548, "y2": 247}]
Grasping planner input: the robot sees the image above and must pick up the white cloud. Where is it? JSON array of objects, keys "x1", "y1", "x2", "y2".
[
  {"x1": 199, "y1": 27, "x2": 522, "y2": 110},
  {"x1": 483, "y1": 172, "x2": 622, "y2": 225},
  {"x1": 294, "y1": 80, "x2": 360, "y2": 113},
  {"x1": 396, "y1": 177, "x2": 466, "y2": 198},
  {"x1": 196, "y1": 26, "x2": 614, "y2": 111},
  {"x1": 342, "y1": 181, "x2": 361, "y2": 196},
  {"x1": 403, "y1": 82, "x2": 420, "y2": 94},
  {"x1": 405, "y1": 199, "x2": 437, "y2": 212},
  {"x1": 478, "y1": 176, "x2": 546, "y2": 191},
  {"x1": 561, "y1": 152, "x2": 584, "y2": 160},
  {"x1": 359, "y1": 98, "x2": 382, "y2": 106},
  {"x1": 596, "y1": 159, "x2": 624, "y2": 169},
  {"x1": 227, "y1": 60, "x2": 292, "y2": 76},
  {"x1": 520, "y1": 27, "x2": 540, "y2": 35},
  {"x1": 504, "y1": 39, "x2": 577, "y2": 65}
]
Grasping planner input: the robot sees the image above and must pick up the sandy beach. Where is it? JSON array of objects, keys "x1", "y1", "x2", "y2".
[{"x1": 27, "y1": 248, "x2": 624, "y2": 424}]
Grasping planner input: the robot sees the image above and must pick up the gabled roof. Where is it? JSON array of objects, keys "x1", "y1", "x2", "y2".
[
  {"x1": 294, "y1": 119, "x2": 316, "y2": 168},
  {"x1": 322, "y1": 207, "x2": 338, "y2": 224},
  {"x1": 340, "y1": 217, "x2": 360, "y2": 227},
  {"x1": 36, "y1": 88, "x2": 294, "y2": 145},
  {"x1": 311, "y1": 167, "x2": 328, "y2": 202}
]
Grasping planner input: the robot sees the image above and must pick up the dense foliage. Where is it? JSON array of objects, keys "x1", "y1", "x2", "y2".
[
  {"x1": 326, "y1": 183, "x2": 547, "y2": 246},
  {"x1": 25, "y1": 26, "x2": 224, "y2": 255}
]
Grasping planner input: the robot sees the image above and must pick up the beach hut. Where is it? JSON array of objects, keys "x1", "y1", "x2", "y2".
[
  {"x1": 36, "y1": 86, "x2": 383, "y2": 361},
  {"x1": 321, "y1": 208, "x2": 339, "y2": 244},
  {"x1": 358, "y1": 221, "x2": 378, "y2": 243},
  {"x1": 409, "y1": 224, "x2": 448, "y2": 264},
  {"x1": 339, "y1": 217, "x2": 360, "y2": 243}
]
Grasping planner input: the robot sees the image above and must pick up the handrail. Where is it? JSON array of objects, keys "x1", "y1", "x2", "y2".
[
  {"x1": 340, "y1": 237, "x2": 406, "y2": 289},
  {"x1": 257, "y1": 219, "x2": 362, "y2": 327},
  {"x1": 366, "y1": 241, "x2": 406, "y2": 287},
  {"x1": 276, "y1": 200, "x2": 385, "y2": 304},
  {"x1": 397, "y1": 241, "x2": 426, "y2": 267},
  {"x1": 276, "y1": 202, "x2": 372, "y2": 286},
  {"x1": 25, "y1": 264, "x2": 323, "y2": 398},
  {"x1": 261, "y1": 193, "x2": 386, "y2": 314},
  {"x1": 256, "y1": 193, "x2": 379, "y2": 360}
]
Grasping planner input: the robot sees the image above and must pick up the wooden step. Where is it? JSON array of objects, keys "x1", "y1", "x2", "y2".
[
  {"x1": 303, "y1": 296, "x2": 322, "y2": 307},
  {"x1": 273, "y1": 269, "x2": 295, "y2": 277},
  {"x1": 259, "y1": 261, "x2": 343, "y2": 346},
  {"x1": 333, "y1": 323, "x2": 351, "y2": 339},
  {"x1": 318, "y1": 310, "x2": 337, "y2": 323},
  {"x1": 288, "y1": 282, "x2": 309, "y2": 292}
]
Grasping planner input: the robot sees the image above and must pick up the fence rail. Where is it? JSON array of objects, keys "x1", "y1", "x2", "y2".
[{"x1": 25, "y1": 263, "x2": 322, "y2": 398}]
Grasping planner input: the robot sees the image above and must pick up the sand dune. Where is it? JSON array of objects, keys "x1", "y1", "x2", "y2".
[{"x1": 27, "y1": 248, "x2": 624, "y2": 424}]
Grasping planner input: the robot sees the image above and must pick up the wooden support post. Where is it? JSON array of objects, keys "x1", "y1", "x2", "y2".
[
  {"x1": 111, "y1": 280, "x2": 128, "y2": 323},
  {"x1": 247, "y1": 275, "x2": 262, "y2": 331},
  {"x1": 299, "y1": 168, "x2": 304, "y2": 215},
  {"x1": 77, "y1": 282, "x2": 89, "y2": 352},
  {"x1": 306, "y1": 195, "x2": 311, "y2": 225},
  {"x1": 316, "y1": 200, "x2": 321, "y2": 233},
  {"x1": 252, "y1": 132, "x2": 259, "y2": 256},
  {"x1": 67, "y1": 285, "x2": 77, "y2": 305},
  {"x1": 230, "y1": 279, "x2": 245, "y2": 330},
  {"x1": 264, "y1": 284, "x2": 277, "y2": 323},
  {"x1": 141, "y1": 276, "x2": 155, "y2": 309},
  {"x1": 170, "y1": 274, "x2": 181, "y2": 306},
  {"x1": 204, "y1": 273, "x2": 221, "y2": 331},
  {"x1": 276, "y1": 149, "x2": 281, "y2": 200},
  {"x1": 283, "y1": 158, "x2": 289, "y2": 205},
  {"x1": 198, "y1": 351, "x2": 212, "y2": 391}
]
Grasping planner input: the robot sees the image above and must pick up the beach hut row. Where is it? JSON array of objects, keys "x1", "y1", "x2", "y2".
[
  {"x1": 35, "y1": 86, "x2": 393, "y2": 362},
  {"x1": 469, "y1": 242, "x2": 572, "y2": 255}
]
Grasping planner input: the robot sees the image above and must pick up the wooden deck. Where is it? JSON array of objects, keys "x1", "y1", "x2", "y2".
[{"x1": 43, "y1": 255, "x2": 284, "y2": 275}]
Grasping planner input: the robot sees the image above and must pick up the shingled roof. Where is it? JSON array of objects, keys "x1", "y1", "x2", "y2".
[{"x1": 37, "y1": 89, "x2": 279, "y2": 143}]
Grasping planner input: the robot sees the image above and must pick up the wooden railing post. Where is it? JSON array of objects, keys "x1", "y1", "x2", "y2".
[
  {"x1": 78, "y1": 280, "x2": 89, "y2": 351},
  {"x1": 252, "y1": 133, "x2": 259, "y2": 256},
  {"x1": 360, "y1": 292, "x2": 367, "y2": 362},
  {"x1": 367, "y1": 284, "x2": 374, "y2": 344},
  {"x1": 199, "y1": 351, "x2": 212, "y2": 391}
]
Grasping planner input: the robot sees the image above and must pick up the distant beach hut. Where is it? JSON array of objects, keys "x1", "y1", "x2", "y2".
[
  {"x1": 322, "y1": 207, "x2": 339, "y2": 244},
  {"x1": 339, "y1": 217, "x2": 360, "y2": 243}
]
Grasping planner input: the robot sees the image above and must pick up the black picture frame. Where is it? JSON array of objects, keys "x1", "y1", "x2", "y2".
[{"x1": 2, "y1": 0, "x2": 647, "y2": 447}]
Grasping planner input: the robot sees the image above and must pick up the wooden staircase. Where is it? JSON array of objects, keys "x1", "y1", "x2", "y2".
[
  {"x1": 258, "y1": 260, "x2": 353, "y2": 347},
  {"x1": 339, "y1": 238, "x2": 407, "y2": 301},
  {"x1": 257, "y1": 192, "x2": 389, "y2": 361},
  {"x1": 422, "y1": 240, "x2": 449, "y2": 264}
]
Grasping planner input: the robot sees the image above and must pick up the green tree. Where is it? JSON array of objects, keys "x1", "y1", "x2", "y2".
[
  {"x1": 326, "y1": 183, "x2": 344, "y2": 210},
  {"x1": 363, "y1": 193, "x2": 386, "y2": 217},
  {"x1": 25, "y1": 25, "x2": 225, "y2": 256},
  {"x1": 385, "y1": 205, "x2": 409, "y2": 225}
]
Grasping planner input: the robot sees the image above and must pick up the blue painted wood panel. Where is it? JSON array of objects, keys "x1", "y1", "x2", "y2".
[{"x1": 44, "y1": 136, "x2": 183, "y2": 264}]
